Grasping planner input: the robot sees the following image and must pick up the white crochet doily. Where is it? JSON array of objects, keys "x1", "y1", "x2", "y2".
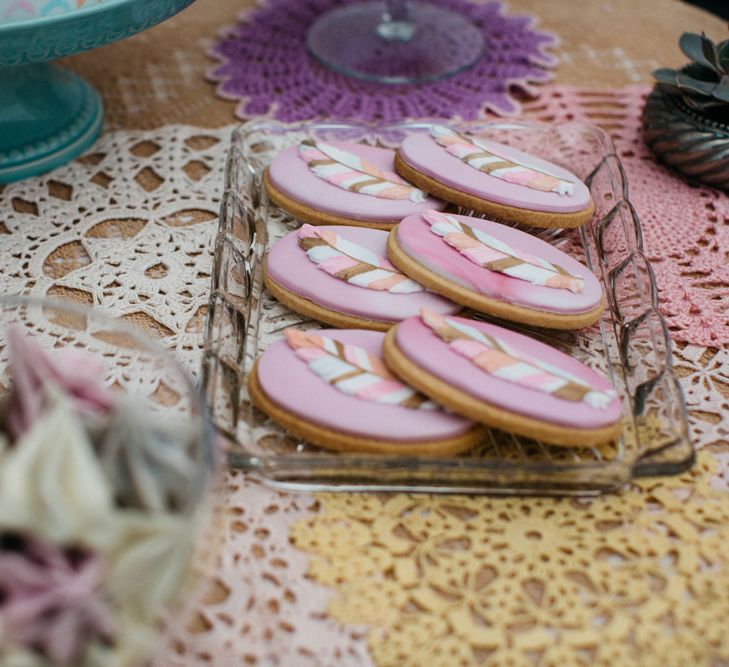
[{"x1": 0, "y1": 125, "x2": 371, "y2": 667}]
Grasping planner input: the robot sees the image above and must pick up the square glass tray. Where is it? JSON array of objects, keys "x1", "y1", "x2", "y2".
[{"x1": 202, "y1": 119, "x2": 693, "y2": 495}]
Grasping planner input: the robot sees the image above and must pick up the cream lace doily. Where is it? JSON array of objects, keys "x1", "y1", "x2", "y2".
[
  {"x1": 293, "y1": 452, "x2": 729, "y2": 667},
  {"x1": 0, "y1": 120, "x2": 727, "y2": 666}
]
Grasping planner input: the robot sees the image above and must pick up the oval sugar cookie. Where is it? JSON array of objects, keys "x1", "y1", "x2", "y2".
[
  {"x1": 387, "y1": 210, "x2": 604, "y2": 329},
  {"x1": 265, "y1": 139, "x2": 446, "y2": 230},
  {"x1": 249, "y1": 328, "x2": 483, "y2": 455},
  {"x1": 382, "y1": 311, "x2": 622, "y2": 448},
  {"x1": 395, "y1": 125, "x2": 594, "y2": 228},
  {"x1": 265, "y1": 224, "x2": 460, "y2": 331}
]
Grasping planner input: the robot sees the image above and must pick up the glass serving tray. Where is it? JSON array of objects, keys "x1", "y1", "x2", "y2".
[{"x1": 203, "y1": 119, "x2": 693, "y2": 495}]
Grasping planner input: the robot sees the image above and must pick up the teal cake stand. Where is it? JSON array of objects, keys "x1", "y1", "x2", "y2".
[{"x1": 0, "y1": 0, "x2": 196, "y2": 183}]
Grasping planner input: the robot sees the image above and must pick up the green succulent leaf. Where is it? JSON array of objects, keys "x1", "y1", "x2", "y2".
[
  {"x1": 676, "y1": 71, "x2": 718, "y2": 96},
  {"x1": 680, "y1": 32, "x2": 721, "y2": 73},
  {"x1": 656, "y1": 83, "x2": 684, "y2": 98},
  {"x1": 701, "y1": 33, "x2": 720, "y2": 70},
  {"x1": 656, "y1": 33, "x2": 729, "y2": 117},
  {"x1": 713, "y1": 76, "x2": 729, "y2": 103},
  {"x1": 681, "y1": 93, "x2": 717, "y2": 111},
  {"x1": 653, "y1": 68, "x2": 679, "y2": 85},
  {"x1": 684, "y1": 62, "x2": 720, "y2": 82},
  {"x1": 719, "y1": 41, "x2": 729, "y2": 71}
]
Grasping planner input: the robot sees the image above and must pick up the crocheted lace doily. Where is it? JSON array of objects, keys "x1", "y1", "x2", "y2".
[
  {"x1": 523, "y1": 84, "x2": 729, "y2": 348},
  {"x1": 207, "y1": 0, "x2": 557, "y2": 121},
  {"x1": 293, "y1": 451, "x2": 729, "y2": 667},
  {"x1": 0, "y1": 86, "x2": 726, "y2": 666}
]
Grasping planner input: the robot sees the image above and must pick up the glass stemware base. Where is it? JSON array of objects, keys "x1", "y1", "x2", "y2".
[{"x1": 306, "y1": 1, "x2": 484, "y2": 84}]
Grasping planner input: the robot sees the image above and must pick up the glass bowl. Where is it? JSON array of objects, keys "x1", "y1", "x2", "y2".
[{"x1": 0, "y1": 294, "x2": 215, "y2": 666}]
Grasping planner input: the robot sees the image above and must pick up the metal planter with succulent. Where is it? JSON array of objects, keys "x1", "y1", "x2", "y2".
[{"x1": 643, "y1": 32, "x2": 729, "y2": 190}]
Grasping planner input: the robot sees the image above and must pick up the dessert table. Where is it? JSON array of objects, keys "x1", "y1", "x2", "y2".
[{"x1": 1, "y1": 1, "x2": 728, "y2": 665}]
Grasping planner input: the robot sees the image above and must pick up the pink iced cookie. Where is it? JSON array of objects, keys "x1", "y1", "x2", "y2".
[
  {"x1": 395, "y1": 125, "x2": 594, "y2": 228},
  {"x1": 383, "y1": 312, "x2": 623, "y2": 447},
  {"x1": 249, "y1": 328, "x2": 483, "y2": 455},
  {"x1": 387, "y1": 210, "x2": 604, "y2": 329},
  {"x1": 265, "y1": 224, "x2": 460, "y2": 331},
  {"x1": 265, "y1": 140, "x2": 447, "y2": 230}
]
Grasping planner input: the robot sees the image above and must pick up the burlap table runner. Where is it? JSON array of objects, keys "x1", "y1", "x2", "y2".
[{"x1": 61, "y1": 0, "x2": 727, "y2": 130}]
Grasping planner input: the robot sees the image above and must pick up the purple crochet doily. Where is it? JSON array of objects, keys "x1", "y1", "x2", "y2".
[{"x1": 207, "y1": 0, "x2": 558, "y2": 123}]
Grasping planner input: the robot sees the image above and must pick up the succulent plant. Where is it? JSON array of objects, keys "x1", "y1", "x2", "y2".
[{"x1": 652, "y1": 32, "x2": 729, "y2": 121}]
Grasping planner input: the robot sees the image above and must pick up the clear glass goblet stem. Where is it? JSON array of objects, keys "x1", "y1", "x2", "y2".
[{"x1": 378, "y1": 0, "x2": 414, "y2": 41}]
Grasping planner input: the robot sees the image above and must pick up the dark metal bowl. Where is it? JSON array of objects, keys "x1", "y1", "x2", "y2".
[{"x1": 642, "y1": 86, "x2": 729, "y2": 191}]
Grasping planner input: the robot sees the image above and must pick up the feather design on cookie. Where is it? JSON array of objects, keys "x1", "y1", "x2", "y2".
[
  {"x1": 299, "y1": 140, "x2": 426, "y2": 203},
  {"x1": 421, "y1": 310, "x2": 615, "y2": 409},
  {"x1": 298, "y1": 224, "x2": 424, "y2": 294},
  {"x1": 430, "y1": 125, "x2": 575, "y2": 196},
  {"x1": 285, "y1": 329, "x2": 437, "y2": 410},
  {"x1": 423, "y1": 210, "x2": 584, "y2": 293}
]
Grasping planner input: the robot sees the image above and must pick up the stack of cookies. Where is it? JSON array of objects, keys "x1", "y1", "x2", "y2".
[{"x1": 251, "y1": 126, "x2": 622, "y2": 456}]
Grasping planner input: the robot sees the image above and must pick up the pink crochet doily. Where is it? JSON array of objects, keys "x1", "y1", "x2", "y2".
[{"x1": 518, "y1": 84, "x2": 728, "y2": 347}]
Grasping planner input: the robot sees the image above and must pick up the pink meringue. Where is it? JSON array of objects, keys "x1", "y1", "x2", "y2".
[
  {"x1": 0, "y1": 535, "x2": 115, "y2": 664},
  {"x1": 5, "y1": 327, "x2": 116, "y2": 438}
]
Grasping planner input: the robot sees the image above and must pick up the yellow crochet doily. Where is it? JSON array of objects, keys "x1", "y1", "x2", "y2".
[{"x1": 291, "y1": 450, "x2": 729, "y2": 667}]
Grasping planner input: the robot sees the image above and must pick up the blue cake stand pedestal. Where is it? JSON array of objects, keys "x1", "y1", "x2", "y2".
[{"x1": 0, "y1": 0, "x2": 195, "y2": 183}]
